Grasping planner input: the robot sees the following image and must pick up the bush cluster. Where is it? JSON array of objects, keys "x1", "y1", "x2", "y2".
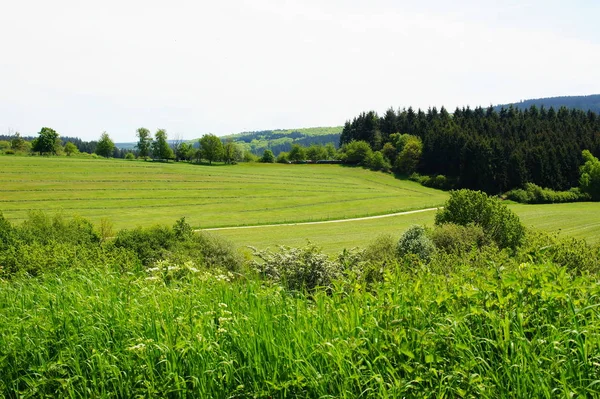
[
  {"x1": 506, "y1": 183, "x2": 590, "y2": 204},
  {"x1": 435, "y1": 189, "x2": 525, "y2": 250},
  {"x1": 409, "y1": 173, "x2": 456, "y2": 190},
  {"x1": 0, "y1": 214, "x2": 242, "y2": 278},
  {"x1": 250, "y1": 243, "x2": 341, "y2": 292}
]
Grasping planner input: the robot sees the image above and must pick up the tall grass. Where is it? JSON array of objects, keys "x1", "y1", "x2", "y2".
[{"x1": 1, "y1": 260, "x2": 599, "y2": 398}]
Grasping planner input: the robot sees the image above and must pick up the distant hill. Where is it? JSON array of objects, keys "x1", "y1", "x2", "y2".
[
  {"x1": 494, "y1": 94, "x2": 600, "y2": 113},
  {"x1": 222, "y1": 126, "x2": 343, "y2": 156}
]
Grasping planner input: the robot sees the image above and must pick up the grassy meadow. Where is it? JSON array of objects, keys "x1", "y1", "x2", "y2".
[
  {"x1": 2, "y1": 259, "x2": 600, "y2": 397},
  {"x1": 0, "y1": 156, "x2": 447, "y2": 230}
]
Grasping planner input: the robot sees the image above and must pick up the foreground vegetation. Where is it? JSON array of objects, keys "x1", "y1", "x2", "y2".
[
  {"x1": 3, "y1": 257, "x2": 599, "y2": 397},
  {"x1": 1, "y1": 191, "x2": 600, "y2": 397}
]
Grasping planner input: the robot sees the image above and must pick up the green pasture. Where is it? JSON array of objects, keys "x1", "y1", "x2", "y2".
[
  {"x1": 1, "y1": 156, "x2": 598, "y2": 253},
  {"x1": 212, "y1": 211, "x2": 437, "y2": 253},
  {"x1": 0, "y1": 156, "x2": 447, "y2": 230},
  {"x1": 215, "y1": 202, "x2": 600, "y2": 253},
  {"x1": 510, "y1": 202, "x2": 600, "y2": 245}
]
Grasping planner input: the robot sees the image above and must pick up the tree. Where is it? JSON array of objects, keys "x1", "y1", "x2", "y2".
[
  {"x1": 223, "y1": 139, "x2": 242, "y2": 164},
  {"x1": 136, "y1": 128, "x2": 152, "y2": 159},
  {"x1": 260, "y1": 149, "x2": 275, "y2": 163},
  {"x1": 198, "y1": 134, "x2": 223, "y2": 164},
  {"x1": 288, "y1": 144, "x2": 306, "y2": 162},
  {"x1": 95, "y1": 132, "x2": 115, "y2": 158},
  {"x1": 325, "y1": 143, "x2": 337, "y2": 159},
  {"x1": 64, "y1": 142, "x2": 78, "y2": 156},
  {"x1": 306, "y1": 144, "x2": 327, "y2": 162},
  {"x1": 32, "y1": 127, "x2": 59, "y2": 155},
  {"x1": 580, "y1": 150, "x2": 600, "y2": 200},
  {"x1": 340, "y1": 140, "x2": 372, "y2": 164},
  {"x1": 10, "y1": 133, "x2": 27, "y2": 151},
  {"x1": 394, "y1": 135, "x2": 422, "y2": 175},
  {"x1": 176, "y1": 142, "x2": 194, "y2": 162},
  {"x1": 152, "y1": 129, "x2": 174, "y2": 161}
]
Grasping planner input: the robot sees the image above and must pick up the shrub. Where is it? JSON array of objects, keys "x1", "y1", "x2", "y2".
[
  {"x1": 243, "y1": 152, "x2": 258, "y2": 162},
  {"x1": 18, "y1": 211, "x2": 100, "y2": 246},
  {"x1": 431, "y1": 223, "x2": 489, "y2": 254},
  {"x1": 112, "y1": 225, "x2": 176, "y2": 265},
  {"x1": 340, "y1": 140, "x2": 372, "y2": 165},
  {"x1": 251, "y1": 243, "x2": 341, "y2": 292},
  {"x1": 276, "y1": 152, "x2": 289, "y2": 163},
  {"x1": 435, "y1": 189, "x2": 525, "y2": 250},
  {"x1": 173, "y1": 232, "x2": 243, "y2": 272},
  {"x1": 409, "y1": 173, "x2": 456, "y2": 190},
  {"x1": 367, "y1": 151, "x2": 391, "y2": 172},
  {"x1": 397, "y1": 225, "x2": 435, "y2": 262},
  {"x1": 125, "y1": 152, "x2": 135, "y2": 160},
  {"x1": 260, "y1": 149, "x2": 275, "y2": 163}
]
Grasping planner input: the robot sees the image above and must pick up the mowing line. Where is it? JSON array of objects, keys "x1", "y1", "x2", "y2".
[{"x1": 200, "y1": 207, "x2": 440, "y2": 231}]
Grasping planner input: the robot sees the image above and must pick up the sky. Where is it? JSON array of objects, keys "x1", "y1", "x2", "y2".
[{"x1": 1, "y1": 0, "x2": 599, "y2": 142}]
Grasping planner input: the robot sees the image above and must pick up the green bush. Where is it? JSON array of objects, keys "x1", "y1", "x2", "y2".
[
  {"x1": 18, "y1": 211, "x2": 100, "y2": 246},
  {"x1": 397, "y1": 225, "x2": 435, "y2": 262},
  {"x1": 431, "y1": 223, "x2": 489, "y2": 254},
  {"x1": 251, "y1": 243, "x2": 341, "y2": 292},
  {"x1": 409, "y1": 173, "x2": 456, "y2": 190},
  {"x1": 435, "y1": 189, "x2": 525, "y2": 250},
  {"x1": 260, "y1": 149, "x2": 275, "y2": 163},
  {"x1": 112, "y1": 225, "x2": 176, "y2": 266},
  {"x1": 367, "y1": 151, "x2": 391, "y2": 172},
  {"x1": 339, "y1": 140, "x2": 372, "y2": 165},
  {"x1": 276, "y1": 152, "x2": 289, "y2": 163},
  {"x1": 125, "y1": 152, "x2": 135, "y2": 160}
]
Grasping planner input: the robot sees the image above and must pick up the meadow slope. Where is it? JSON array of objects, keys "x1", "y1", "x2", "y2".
[{"x1": 0, "y1": 157, "x2": 447, "y2": 230}]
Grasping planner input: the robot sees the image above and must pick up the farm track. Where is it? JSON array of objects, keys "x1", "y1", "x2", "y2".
[{"x1": 200, "y1": 207, "x2": 439, "y2": 231}]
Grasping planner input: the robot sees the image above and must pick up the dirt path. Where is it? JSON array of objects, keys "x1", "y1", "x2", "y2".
[{"x1": 197, "y1": 207, "x2": 440, "y2": 232}]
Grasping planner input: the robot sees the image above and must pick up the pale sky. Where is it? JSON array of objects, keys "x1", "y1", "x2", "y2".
[{"x1": 1, "y1": 0, "x2": 599, "y2": 142}]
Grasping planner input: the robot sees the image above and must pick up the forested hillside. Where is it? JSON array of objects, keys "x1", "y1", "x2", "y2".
[
  {"x1": 494, "y1": 94, "x2": 600, "y2": 114},
  {"x1": 222, "y1": 126, "x2": 342, "y2": 156},
  {"x1": 340, "y1": 106, "x2": 600, "y2": 193}
]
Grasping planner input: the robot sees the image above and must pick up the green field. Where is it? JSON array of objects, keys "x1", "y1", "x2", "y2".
[
  {"x1": 0, "y1": 156, "x2": 447, "y2": 230},
  {"x1": 1, "y1": 156, "x2": 599, "y2": 253},
  {"x1": 212, "y1": 210, "x2": 438, "y2": 253},
  {"x1": 510, "y1": 202, "x2": 600, "y2": 245},
  {"x1": 215, "y1": 202, "x2": 600, "y2": 253}
]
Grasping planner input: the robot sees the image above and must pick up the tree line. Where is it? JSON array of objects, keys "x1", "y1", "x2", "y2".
[{"x1": 340, "y1": 106, "x2": 600, "y2": 193}]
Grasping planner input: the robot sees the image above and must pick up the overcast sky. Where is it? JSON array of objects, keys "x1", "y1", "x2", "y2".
[{"x1": 1, "y1": 0, "x2": 599, "y2": 142}]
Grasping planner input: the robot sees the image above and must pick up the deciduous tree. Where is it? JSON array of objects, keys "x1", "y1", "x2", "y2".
[
  {"x1": 136, "y1": 127, "x2": 152, "y2": 159},
  {"x1": 32, "y1": 127, "x2": 59, "y2": 155},
  {"x1": 199, "y1": 134, "x2": 223, "y2": 164},
  {"x1": 152, "y1": 129, "x2": 174, "y2": 161},
  {"x1": 95, "y1": 132, "x2": 115, "y2": 158}
]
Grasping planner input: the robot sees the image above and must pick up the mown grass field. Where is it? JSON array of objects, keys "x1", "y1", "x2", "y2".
[
  {"x1": 510, "y1": 202, "x2": 600, "y2": 245},
  {"x1": 215, "y1": 202, "x2": 600, "y2": 253},
  {"x1": 1, "y1": 156, "x2": 599, "y2": 253},
  {"x1": 0, "y1": 156, "x2": 447, "y2": 230}
]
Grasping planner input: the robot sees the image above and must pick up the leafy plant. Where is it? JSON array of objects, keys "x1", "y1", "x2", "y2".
[
  {"x1": 397, "y1": 225, "x2": 435, "y2": 262},
  {"x1": 435, "y1": 189, "x2": 525, "y2": 250}
]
